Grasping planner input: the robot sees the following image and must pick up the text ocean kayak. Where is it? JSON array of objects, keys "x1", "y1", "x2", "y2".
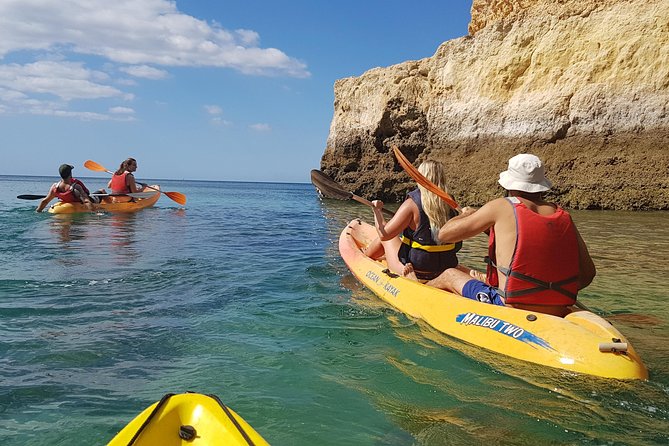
[
  {"x1": 48, "y1": 185, "x2": 161, "y2": 214},
  {"x1": 339, "y1": 219, "x2": 648, "y2": 380},
  {"x1": 108, "y1": 392, "x2": 269, "y2": 446}
]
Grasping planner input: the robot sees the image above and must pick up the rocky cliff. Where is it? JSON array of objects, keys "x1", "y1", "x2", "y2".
[{"x1": 320, "y1": 0, "x2": 669, "y2": 210}]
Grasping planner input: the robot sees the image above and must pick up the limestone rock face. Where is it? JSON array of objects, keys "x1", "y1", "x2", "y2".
[{"x1": 321, "y1": 0, "x2": 669, "y2": 210}]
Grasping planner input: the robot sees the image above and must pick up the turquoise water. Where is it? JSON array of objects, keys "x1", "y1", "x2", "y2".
[{"x1": 1, "y1": 175, "x2": 668, "y2": 445}]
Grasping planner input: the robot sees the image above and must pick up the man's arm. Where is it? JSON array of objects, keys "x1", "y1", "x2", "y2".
[
  {"x1": 71, "y1": 184, "x2": 95, "y2": 210},
  {"x1": 437, "y1": 199, "x2": 503, "y2": 243},
  {"x1": 574, "y1": 226, "x2": 596, "y2": 289},
  {"x1": 36, "y1": 187, "x2": 56, "y2": 212}
]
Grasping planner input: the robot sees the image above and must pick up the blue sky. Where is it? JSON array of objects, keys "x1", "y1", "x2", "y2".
[{"x1": 0, "y1": 0, "x2": 472, "y2": 183}]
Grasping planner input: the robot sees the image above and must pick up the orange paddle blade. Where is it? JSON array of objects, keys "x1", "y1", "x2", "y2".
[
  {"x1": 163, "y1": 191, "x2": 187, "y2": 206},
  {"x1": 392, "y1": 146, "x2": 460, "y2": 210},
  {"x1": 142, "y1": 184, "x2": 187, "y2": 206},
  {"x1": 84, "y1": 159, "x2": 112, "y2": 173}
]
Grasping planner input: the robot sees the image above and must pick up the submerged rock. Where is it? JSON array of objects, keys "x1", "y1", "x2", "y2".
[{"x1": 321, "y1": 0, "x2": 669, "y2": 210}]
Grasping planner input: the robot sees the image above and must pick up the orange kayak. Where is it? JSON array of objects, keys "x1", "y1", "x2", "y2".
[{"x1": 48, "y1": 185, "x2": 160, "y2": 214}]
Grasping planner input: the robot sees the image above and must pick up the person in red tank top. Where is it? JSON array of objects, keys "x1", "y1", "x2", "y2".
[
  {"x1": 107, "y1": 158, "x2": 139, "y2": 202},
  {"x1": 36, "y1": 164, "x2": 98, "y2": 212},
  {"x1": 425, "y1": 154, "x2": 596, "y2": 317}
]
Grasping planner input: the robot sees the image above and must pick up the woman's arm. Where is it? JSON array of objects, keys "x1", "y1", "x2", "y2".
[
  {"x1": 372, "y1": 198, "x2": 415, "y2": 241},
  {"x1": 126, "y1": 173, "x2": 139, "y2": 193}
]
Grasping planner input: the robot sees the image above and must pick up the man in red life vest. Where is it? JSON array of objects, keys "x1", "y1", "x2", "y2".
[
  {"x1": 426, "y1": 154, "x2": 596, "y2": 317},
  {"x1": 36, "y1": 164, "x2": 99, "y2": 212}
]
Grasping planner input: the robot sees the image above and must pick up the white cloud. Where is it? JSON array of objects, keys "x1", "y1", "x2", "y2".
[
  {"x1": 0, "y1": 91, "x2": 131, "y2": 120},
  {"x1": 0, "y1": 60, "x2": 126, "y2": 100},
  {"x1": 211, "y1": 116, "x2": 232, "y2": 126},
  {"x1": 204, "y1": 105, "x2": 230, "y2": 126},
  {"x1": 0, "y1": 0, "x2": 310, "y2": 119},
  {"x1": 249, "y1": 123, "x2": 271, "y2": 132},
  {"x1": 116, "y1": 78, "x2": 138, "y2": 86},
  {"x1": 120, "y1": 65, "x2": 169, "y2": 80},
  {"x1": 35, "y1": 109, "x2": 121, "y2": 121},
  {"x1": 204, "y1": 105, "x2": 223, "y2": 115},
  {"x1": 235, "y1": 29, "x2": 260, "y2": 46},
  {"x1": 109, "y1": 106, "x2": 135, "y2": 114},
  {"x1": 0, "y1": 0, "x2": 310, "y2": 77}
]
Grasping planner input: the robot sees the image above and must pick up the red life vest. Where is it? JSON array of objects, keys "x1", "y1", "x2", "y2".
[
  {"x1": 110, "y1": 172, "x2": 130, "y2": 193},
  {"x1": 486, "y1": 197, "x2": 579, "y2": 306},
  {"x1": 51, "y1": 179, "x2": 89, "y2": 203}
]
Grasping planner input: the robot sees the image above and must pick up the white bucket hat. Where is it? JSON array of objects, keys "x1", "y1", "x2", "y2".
[{"x1": 498, "y1": 154, "x2": 552, "y2": 193}]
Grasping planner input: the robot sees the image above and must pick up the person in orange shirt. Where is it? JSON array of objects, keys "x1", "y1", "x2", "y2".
[{"x1": 107, "y1": 158, "x2": 139, "y2": 202}]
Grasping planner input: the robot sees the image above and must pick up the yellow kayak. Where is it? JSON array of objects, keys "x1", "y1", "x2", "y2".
[
  {"x1": 108, "y1": 392, "x2": 269, "y2": 446},
  {"x1": 339, "y1": 219, "x2": 648, "y2": 380},
  {"x1": 48, "y1": 185, "x2": 161, "y2": 214}
]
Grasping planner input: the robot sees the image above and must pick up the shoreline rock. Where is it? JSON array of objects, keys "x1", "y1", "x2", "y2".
[{"x1": 320, "y1": 0, "x2": 669, "y2": 210}]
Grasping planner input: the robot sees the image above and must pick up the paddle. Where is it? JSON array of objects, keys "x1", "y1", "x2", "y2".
[
  {"x1": 17, "y1": 192, "x2": 158, "y2": 200},
  {"x1": 310, "y1": 169, "x2": 395, "y2": 218},
  {"x1": 17, "y1": 194, "x2": 49, "y2": 200},
  {"x1": 392, "y1": 146, "x2": 461, "y2": 213},
  {"x1": 83, "y1": 160, "x2": 187, "y2": 205}
]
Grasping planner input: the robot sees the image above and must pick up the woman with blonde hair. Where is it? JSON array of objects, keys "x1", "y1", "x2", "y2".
[{"x1": 365, "y1": 160, "x2": 462, "y2": 280}]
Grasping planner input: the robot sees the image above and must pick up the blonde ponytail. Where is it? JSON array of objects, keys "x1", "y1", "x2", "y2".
[{"x1": 417, "y1": 161, "x2": 452, "y2": 243}]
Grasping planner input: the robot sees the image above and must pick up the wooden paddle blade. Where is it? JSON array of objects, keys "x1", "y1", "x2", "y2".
[
  {"x1": 392, "y1": 146, "x2": 460, "y2": 210},
  {"x1": 164, "y1": 191, "x2": 187, "y2": 205},
  {"x1": 310, "y1": 169, "x2": 353, "y2": 201},
  {"x1": 311, "y1": 169, "x2": 396, "y2": 218},
  {"x1": 84, "y1": 160, "x2": 110, "y2": 173},
  {"x1": 17, "y1": 194, "x2": 46, "y2": 200}
]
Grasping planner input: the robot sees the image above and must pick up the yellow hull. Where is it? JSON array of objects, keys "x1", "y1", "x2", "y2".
[
  {"x1": 108, "y1": 392, "x2": 269, "y2": 446},
  {"x1": 48, "y1": 185, "x2": 161, "y2": 214},
  {"x1": 339, "y1": 219, "x2": 648, "y2": 380}
]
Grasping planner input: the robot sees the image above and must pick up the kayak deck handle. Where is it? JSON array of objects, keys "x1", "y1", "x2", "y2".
[{"x1": 599, "y1": 338, "x2": 628, "y2": 353}]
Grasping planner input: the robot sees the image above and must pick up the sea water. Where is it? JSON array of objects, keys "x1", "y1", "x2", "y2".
[{"x1": 1, "y1": 175, "x2": 667, "y2": 445}]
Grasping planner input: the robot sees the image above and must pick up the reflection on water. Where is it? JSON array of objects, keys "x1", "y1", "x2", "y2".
[
  {"x1": 108, "y1": 212, "x2": 140, "y2": 265},
  {"x1": 47, "y1": 211, "x2": 142, "y2": 268},
  {"x1": 49, "y1": 214, "x2": 90, "y2": 245},
  {"x1": 49, "y1": 214, "x2": 102, "y2": 267}
]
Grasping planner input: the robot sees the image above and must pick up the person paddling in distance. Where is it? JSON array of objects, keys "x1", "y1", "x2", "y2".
[
  {"x1": 36, "y1": 164, "x2": 100, "y2": 212},
  {"x1": 107, "y1": 157, "x2": 139, "y2": 202},
  {"x1": 425, "y1": 153, "x2": 596, "y2": 318},
  {"x1": 365, "y1": 160, "x2": 462, "y2": 280}
]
